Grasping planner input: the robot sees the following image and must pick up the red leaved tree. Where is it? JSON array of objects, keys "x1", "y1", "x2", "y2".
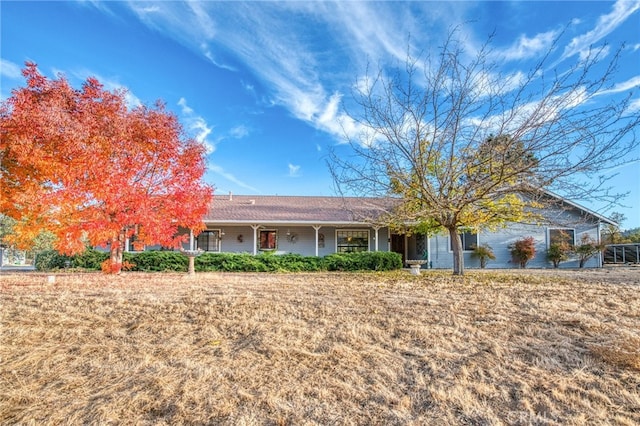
[{"x1": 0, "y1": 63, "x2": 213, "y2": 273}]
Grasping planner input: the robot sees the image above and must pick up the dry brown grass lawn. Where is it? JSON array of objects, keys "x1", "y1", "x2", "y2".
[{"x1": 1, "y1": 268, "x2": 639, "y2": 425}]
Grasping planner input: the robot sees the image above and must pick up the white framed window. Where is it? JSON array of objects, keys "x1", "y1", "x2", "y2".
[
  {"x1": 127, "y1": 234, "x2": 145, "y2": 252},
  {"x1": 259, "y1": 229, "x2": 277, "y2": 251},
  {"x1": 197, "y1": 230, "x2": 221, "y2": 252},
  {"x1": 336, "y1": 229, "x2": 369, "y2": 253},
  {"x1": 548, "y1": 228, "x2": 576, "y2": 247},
  {"x1": 449, "y1": 230, "x2": 478, "y2": 252}
]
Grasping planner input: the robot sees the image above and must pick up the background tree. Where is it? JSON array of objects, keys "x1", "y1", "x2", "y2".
[
  {"x1": 0, "y1": 63, "x2": 213, "y2": 273},
  {"x1": 330, "y1": 30, "x2": 639, "y2": 275},
  {"x1": 623, "y1": 228, "x2": 640, "y2": 243},
  {"x1": 602, "y1": 212, "x2": 626, "y2": 244}
]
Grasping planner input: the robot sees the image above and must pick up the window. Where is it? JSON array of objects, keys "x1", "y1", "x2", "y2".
[
  {"x1": 450, "y1": 230, "x2": 478, "y2": 251},
  {"x1": 197, "y1": 230, "x2": 220, "y2": 252},
  {"x1": 336, "y1": 230, "x2": 369, "y2": 252},
  {"x1": 549, "y1": 228, "x2": 575, "y2": 247},
  {"x1": 259, "y1": 230, "x2": 277, "y2": 250},
  {"x1": 127, "y1": 234, "x2": 145, "y2": 252}
]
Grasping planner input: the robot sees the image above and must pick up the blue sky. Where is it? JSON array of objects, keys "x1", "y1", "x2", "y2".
[{"x1": 2, "y1": 1, "x2": 639, "y2": 229}]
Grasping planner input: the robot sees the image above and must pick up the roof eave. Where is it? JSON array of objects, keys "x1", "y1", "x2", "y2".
[{"x1": 204, "y1": 220, "x2": 380, "y2": 226}]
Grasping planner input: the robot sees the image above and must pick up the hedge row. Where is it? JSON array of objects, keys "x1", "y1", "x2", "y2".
[{"x1": 35, "y1": 249, "x2": 403, "y2": 272}]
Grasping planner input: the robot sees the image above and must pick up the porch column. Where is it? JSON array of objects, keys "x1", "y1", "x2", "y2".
[
  {"x1": 251, "y1": 224, "x2": 260, "y2": 255},
  {"x1": 404, "y1": 235, "x2": 408, "y2": 262},
  {"x1": 373, "y1": 226, "x2": 380, "y2": 252},
  {"x1": 189, "y1": 229, "x2": 194, "y2": 251},
  {"x1": 313, "y1": 225, "x2": 322, "y2": 257}
]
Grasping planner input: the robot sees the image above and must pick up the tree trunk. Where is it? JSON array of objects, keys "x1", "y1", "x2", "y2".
[
  {"x1": 448, "y1": 227, "x2": 464, "y2": 275},
  {"x1": 109, "y1": 232, "x2": 125, "y2": 274}
]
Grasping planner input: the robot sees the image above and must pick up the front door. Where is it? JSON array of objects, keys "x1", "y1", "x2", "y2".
[{"x1": 390, "y1": 234, "x2": 406, "y2": 264}]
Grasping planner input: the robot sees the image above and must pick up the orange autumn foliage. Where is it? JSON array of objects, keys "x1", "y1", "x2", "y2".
[{"x1": 0, "y1": 63, "x2": 213, "y2": 273}]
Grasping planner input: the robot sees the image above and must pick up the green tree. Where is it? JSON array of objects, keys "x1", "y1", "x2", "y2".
[
  {"x1": 471, "y1": 243, "x2": 496, "y2": 269},
  {"x1": 1, "y1": 214, "x2": 55, "y2": 264},
  {"x1": 623, "y1": 228, "x2": 640, "y2": 243},
  {"x1": 329, "y1": 30, "x2": 639, "y2": 275},
  {"x1": 547, "y1": 243, "x2": 570, "y2": 268},
  {"x1": 575, "y1": 234, "x2": 604, "y2": 268},
  {"x1": 602, "y1": 212, "x2": 626, "y2": 244}
]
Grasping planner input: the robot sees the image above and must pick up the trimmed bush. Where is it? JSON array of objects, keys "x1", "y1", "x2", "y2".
[
  {"x1": 277, "y1": 253, "x2": 323, "y2": 272},
  {"x1": 127, "y1": 251, "x2": 188, "y2": 272},
  {"x1": 72, "y1": 249, "x2": 109, "y2": 270},
  {"x1": 35, "y1": 249, "x2": 402, "y2": 273},
  {"x1": 323, "y1": 251, "x2": 402, "y2": 271},
  {"x1": 35, "y1": 250, "x2": 72, "y2": 271}
]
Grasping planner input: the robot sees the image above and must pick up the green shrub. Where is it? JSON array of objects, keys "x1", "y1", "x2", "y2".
[
  {"x1": 127, "y1": 251, "x2": 188, "y2": 272},
  {"x1": 323, "y1": 251, "x2": 402, "y2": 271},
  {"x1": 72, "y1": 249, "x2": 109, "y2": 270},
  {"x1": 278, "y1": 253, "x2": 323, "y2": 272},
  {"x1": 222, "y1": 253, "x2": 268, "y2": 272},
  {"x1": 197, "y1": 252, "x2": 324, "y2": 272},
  {"x1": 35, "y1": 250, "x2": 72, "y2": 271},
  {"x1": 547, "y1": 242, "x2": 570, "y2": 268},
  {"x1": 471, "y1": 244, "x2": 496, "y2": 268},
  {"x1": 574, "y1": 234, "x2": 603, "y2": 268},
  {"x1": 35, "y1": 249, "x2": 401, "y2": 273},
  {"x1": 195, "y1": 252, "x2": 227, "y2": 272}
]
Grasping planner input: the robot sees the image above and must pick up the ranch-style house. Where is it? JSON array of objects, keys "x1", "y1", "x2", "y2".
[{"x1": 128, "y1": 192, "x2": 615, "y2": 269}]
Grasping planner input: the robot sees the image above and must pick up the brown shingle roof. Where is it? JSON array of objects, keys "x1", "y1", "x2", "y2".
[{"x1": 204, "y1": 195, "x2": 396, "y2": 224}]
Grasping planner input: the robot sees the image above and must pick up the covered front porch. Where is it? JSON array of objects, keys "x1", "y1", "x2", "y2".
[{"x1": 186, "y1": 223, "x2": 392, "y2": 258}]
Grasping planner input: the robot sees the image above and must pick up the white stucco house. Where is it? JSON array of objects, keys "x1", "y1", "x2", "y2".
[{"x1": 137, "y1": 192, "x2": 613, "y2": 269}]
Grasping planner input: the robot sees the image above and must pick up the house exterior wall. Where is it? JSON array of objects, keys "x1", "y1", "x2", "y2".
[
  {"x1": 196, "y1": 225, "x2": 391, "y2": 257},
  {"x1": 427, "y1": 219, "x2": 602, "y2": 270}
]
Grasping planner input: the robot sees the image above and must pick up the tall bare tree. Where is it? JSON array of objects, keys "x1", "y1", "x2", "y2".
[{"x1": 329, "y1": 31, "x2": 639, "y2": 275}]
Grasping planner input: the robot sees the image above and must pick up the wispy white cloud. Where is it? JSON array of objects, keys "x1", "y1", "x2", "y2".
[
  {"x1": 499, "y1": 30, "x2": 560, "y2": 61},
  {"x1": 75, "y1": 0, "x2": 115, "y2": 15},
  {"x1": 467, "y1": 85, "x2": 590, "y2": 137},
  {"x1": 100, "y1": 78, "x2": 141, "y2": 109},
  {"x1": 52, "y1": 67, "x2": 142, "y2": 109},
  {"x1": 116, "y1": 1, "x2": 635, "y2": 150},
  {"x1": 578, "y1": 44, "x2": 611, "y2": 62},
  {"x1": 126, "y1": 0, "x2": 234, "y2": 71},
  {"x1": 208, "y1": 163, "x2": 260, "y2": 193},
  {"x1": 118, "y1": 1, "x2": 471, "y2": 144},
  {"x1": 0, "y1": 58, "x2": 22, "y2": 79},
  {"x1": 627, "y1": 98, "x2": 640, "y2": 113},
  {"x1": 287, "y1": 164, "x2": 301, "y2": 178},
  {"x1": 561, "y1": 0, "x2": 640, "y2": 61},
  {"x1": 596, "y1": 75, "x2": 640, "y2": 96},
  {"x1": 242, "y1": 81, "x2": 254, "y2": 93},
  {"x1": 178, "y1": 97, "x2": 214, "y2": 154},
  {"x1": 229, "y1": 125, "x2": 249, "y2": 139}
]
